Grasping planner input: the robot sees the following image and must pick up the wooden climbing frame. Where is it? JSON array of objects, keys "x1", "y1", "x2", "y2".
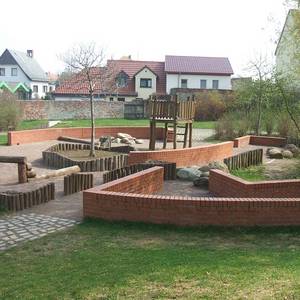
[{"x1": 149, "y1": 94, "x2": 195, "y2": 150}]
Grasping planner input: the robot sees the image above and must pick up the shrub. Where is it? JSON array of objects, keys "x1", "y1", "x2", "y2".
[
  {"x1": 0, "y1": 91, "x2": 23, "y2": 131},
  {"x1": 263, "y1": 113, "x2": 276, "y2": 136},
  {"x1": 277, "y1": 115, "x2": 292, "y2": 137},
  {"x1": 194, "y1": 91, "x2": 234, "y2": 121}
]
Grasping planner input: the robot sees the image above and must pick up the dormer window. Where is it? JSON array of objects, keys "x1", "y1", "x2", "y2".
[{"x1": 116, "y1": 71, "x2": 128, "y2": 88}]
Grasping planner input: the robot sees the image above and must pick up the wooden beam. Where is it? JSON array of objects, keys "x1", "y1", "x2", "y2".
[{"x1": 0, "y1": 156, "x2": 27, "y2": 164}]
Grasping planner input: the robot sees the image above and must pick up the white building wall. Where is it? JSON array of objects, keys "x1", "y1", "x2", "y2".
[
  {"x1": 0, "y1": 64, "x2": 30, "y2": 85},
  {"x1": 166, "y1": 73, "x2": 232, "y2": 93},
  {"x1": 135, "y1": 68, "x2": 157, "y2": 99},
  {"x1": 30, "y1": 81, "x2": 50, "y2": 99}
]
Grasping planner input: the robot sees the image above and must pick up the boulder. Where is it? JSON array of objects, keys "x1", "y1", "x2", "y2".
[
  {"x1": 135, "y1": 139, "x2": 144, "y2": 144},
  {"x1": 121, "y1": 137, "x2": 135, "y2": 145},
  {"x1": 112, "y1": 138, "x2": 121, "y2": 144},
  {"x1": 285, "y1": 144, "x2": 299, "y2": 156},
  {"x1": 201, "y1": 171, "x2": 210, "y2": 178},
  {"x1": 26, "y1": 170, "x2": 36, "y2": 178},
  {"x1": 268, "y1": 148, "x2": 283, "y2": 159},
  {"x1": 266, "y1": 148, "x2": 275, "y2": 155},
  {"x1": 177, "y1": 168, "x2": 202, "y2": 181},
  {"x1": 26, "y1": 163, "x2": 32, "y2": 171},
  {"x1": 193, "y1": 177, "x2": 209, "y2": 187},
  {"x1": 117, "y1": 132, "x2": 133, "y2": 139},
  {"x1": 282, "y1": 150, "x2": 293, "y2": 159},
  {"x1": 199, "y1": 161, "x2": 229, "y2": 173}
]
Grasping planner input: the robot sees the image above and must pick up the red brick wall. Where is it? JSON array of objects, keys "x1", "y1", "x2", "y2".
[
  {"x1": 209, "y1": 169, "x2": 300, "y2": 198},
  {"x1": 128, "y1": 141, "x2": 234, "y2": 167},
  {"x1": 83, "y1": 167, "x2": 300, "y2": 226},
  {"x1": 8, "y1": 127, "x2": 165, "y2": 145},
  {"x1": 250, "y1": 136, "x2": 287, "y2": 147},
  {"x1": 233, "y1": 135, "x2": 287, "y2": 148},
  {"x1": 233, "y1": 135, "x2": 251, "y2": 148}
]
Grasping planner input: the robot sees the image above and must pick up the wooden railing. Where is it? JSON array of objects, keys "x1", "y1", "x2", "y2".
[{"x1": 150, "y1": 100, "x2": 195, "y2": 120}]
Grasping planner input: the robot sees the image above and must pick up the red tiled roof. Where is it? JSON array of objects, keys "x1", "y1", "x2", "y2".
[
  {"x1": 54, "y1": 67, "x2": 105, "y2": 95},
  {"x1": 165, "y1": 55, "x2": 233, "y2": 75},
  {"x1": 107, "y1": 59, "x2": 166, "y2": 94}
]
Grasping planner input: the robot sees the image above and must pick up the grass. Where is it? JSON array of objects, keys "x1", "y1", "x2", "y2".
[
  {"x1": 54, "y1": 118, "x2": 216, "y2": 129},
  {"x1": 231, "y1": 165, "x2": 267, "y2": 181},
  {"x1": 1, "y1": 220, "x2": 300, "y2": 299},
  {"x1": 0, "y1": 134, "x2": 7, "y2": 145}
]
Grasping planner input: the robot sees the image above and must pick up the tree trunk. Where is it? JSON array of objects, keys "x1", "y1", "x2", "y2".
[{"x1": 89, "y1": 94, "x2": 96, "y2": 157}]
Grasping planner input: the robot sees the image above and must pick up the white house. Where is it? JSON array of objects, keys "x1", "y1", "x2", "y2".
[
  {"x1": 0, "y1": 49, "x2": 52, "y2": 99},
  {"x1": 165, "y1": 55, "x2": 233, "y2": 93},
  {"x1": 275, "y1": 9, "x2": 300, "y2": 87}
]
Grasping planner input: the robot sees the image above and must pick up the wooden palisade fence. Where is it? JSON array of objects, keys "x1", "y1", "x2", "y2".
[
  {"x1": 0, "y1": 183, "x2": 55, "y2": 212},
  {"x1": 103, "y1": 161, "x2": 176, "y2": 183},
  {"x1": 224, "y1": 148, "x2": 263, "y2": 171},
  {"x1": 64, "y1": 173, "x2": 94, "y2": 196},
  {"x1": 43, "y1": 143, "x2": 129, "y2": 172}
]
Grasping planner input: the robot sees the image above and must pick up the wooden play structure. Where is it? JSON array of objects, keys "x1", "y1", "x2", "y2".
[{"x1": 149, "y1": 95, "x2": 196, "y2": 150}]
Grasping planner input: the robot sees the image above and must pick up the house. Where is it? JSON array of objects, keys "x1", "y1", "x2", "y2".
[
  {"x1": 275, "y1": 8, "x2": 300, "y2": 86},
  {"x1": 54, "y1": 55, "x2": 233, "y2": 101},
  {"x1": 165, "y1": 55, "x2": 233, "y2": 93},
  {"x1": 0, "y1": 49, "x2": 52, "y2": 99}
]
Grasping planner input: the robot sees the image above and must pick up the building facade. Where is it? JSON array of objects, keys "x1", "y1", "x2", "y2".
[{"x1": 0, "y1": 49, "x2": 52, "y2": 99}]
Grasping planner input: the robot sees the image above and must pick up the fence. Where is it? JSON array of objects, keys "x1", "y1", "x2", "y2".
[
  {"x1": 103, "y1": 161, "x2": 176, "y2": 183},
  {"x1": 0, "y1": 183, "x2": 55, "y2": 212},
  {"x1": 42, "y1": 143, "x2": 129, "y2": 172},
  {"x1": 64, "y1": 173, "x2": 94, "y2": 195},
  {"x1": 224, "y1": 148, "x2": 263, "y2": 171}
]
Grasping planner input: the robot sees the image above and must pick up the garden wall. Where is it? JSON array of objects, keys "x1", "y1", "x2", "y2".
[
  {"x1": 209, "y1": 169, "x2": 300, "y2": 198},
  {"x1": 128, "y1": 141, "x2": 234, "y2": 167},
  {"x1": 83, "y1": 167, "x2": 300, "y2": 226},
  {"x1": 234, "y1": 135, "x2": 287, "y2": 148},
  {"x1": 8, "y1": 127, "x2": 165, "y2": 145},
  {"x1": 19, "y1": 100, "x2": 124, "y2": 120}
]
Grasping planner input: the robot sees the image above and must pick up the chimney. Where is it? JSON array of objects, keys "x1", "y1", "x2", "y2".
[{"x1": 27, "y1": 50, "x2": 33, "y2": 58}]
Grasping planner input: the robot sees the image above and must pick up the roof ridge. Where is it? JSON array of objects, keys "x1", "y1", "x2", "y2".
[
  {"x1": 165, "y1": 55, "x2": 230, "y2": 59},
  {"x1": 108, "y1": 59, "x2": 164, "y2": 63}
]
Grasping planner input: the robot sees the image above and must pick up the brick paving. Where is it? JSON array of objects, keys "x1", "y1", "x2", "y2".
[{"x1": 0, "y1": 213, "x2": 79, "y2": 251}]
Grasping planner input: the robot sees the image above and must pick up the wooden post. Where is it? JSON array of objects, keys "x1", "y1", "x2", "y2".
[
  {"x1": 163, "y1": 122, "x2": 168, "y2": 149},
  {"x1": 18, "y1": 163, "x2": 27, "y2": 183},
  {"x1": 188, "y1": 123, "x2": 193, "y2": 148},
  {"x1": 183, "y1": 123, "x2": 188, "y2": 148}
]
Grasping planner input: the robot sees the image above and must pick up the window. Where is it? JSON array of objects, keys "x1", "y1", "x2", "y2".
[
  {"x1": 33, "y1": 85, "x2": 38, "y2": 93},
  {"x1": 181, "y1": 79, "x2": 188, "y2": 88},
  {"x1": 140, "y1": 78, "x2": 152, "y2": 88},
  {"x1": 200, "y1": 79, "x2": 207, "y2": 89},
  {"x1": 11, "y1": 68, "x2": 17, "y2": 76},
  {"x1": 212, "y1": 80, "x2": 219, "y2": 89},
  {"x1": 49, "y1": 86, "x2": 53, "y2": 92},
  {"x1": 43, "y1": 86, "x2": 48, "y2": 93},
  {"x1": 117, "y1": 97, "x2": 125, "y2": 102},
  {"x1": 116, "y1": 72, "x2": 128, "y2": 88},
  {"x1": 0, "y1": 68, "x2": 5, "y2": 76},
  {"x1": 109, "y1": 97, "x2": 114, "y2": 101}
]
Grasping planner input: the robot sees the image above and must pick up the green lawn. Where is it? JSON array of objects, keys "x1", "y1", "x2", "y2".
[
  {"x1": 54, "y1": 118, "x2": 215, "y2": 129},
  {"x1": 231, "y1": 165, "x2": 266, "y2": 181},
  {"x1": 1, "y1": 220, "x2": 300, "y2": 299},
  {"x1": 0, "y1": 134, "x2": 7, "y2": 145}
]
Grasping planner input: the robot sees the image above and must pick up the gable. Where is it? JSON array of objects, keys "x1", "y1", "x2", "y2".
[{"x1": 0, "y1": 49, "x2": 18, "y2": 65}]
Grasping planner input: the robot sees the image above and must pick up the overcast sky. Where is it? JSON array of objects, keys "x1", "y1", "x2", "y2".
[{"x1": 0, "y1": 0, "x2": 292, "y2": 76}]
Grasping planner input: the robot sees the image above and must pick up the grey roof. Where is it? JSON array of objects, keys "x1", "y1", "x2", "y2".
[{"x1": 1, "y1": 49, "x2": 48, "y2": 82}]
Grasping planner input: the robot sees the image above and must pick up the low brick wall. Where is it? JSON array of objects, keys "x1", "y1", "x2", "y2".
[
  {"x1": 250, "y1": 136, "x2": 287, "y2": 147},
  {"x1": 233, "y1": 135, "x2": 251, "y2": 148},
  {"x1": 209, "y1": 169, "x2": 300, "y2": 198},
  {"x1": 128, "y1": 141, "x2": 234, "y2": 167},
  {"x1": 233, "y1": 135, "x2": 287, "y2": 148},
  {"x1": 83, "y1": 167, "x2": 300, "y2": 226},
  {"x1": 8, "y1": 126, "x2": 165, "y2": 145},
  {"x1": 19, "y1": 100, "x2": 124, "y2": 120}
]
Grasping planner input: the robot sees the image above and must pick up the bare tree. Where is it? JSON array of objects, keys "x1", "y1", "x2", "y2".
[{"x1": 61, "y1": 43, "x2": 116, "y2": 157}]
